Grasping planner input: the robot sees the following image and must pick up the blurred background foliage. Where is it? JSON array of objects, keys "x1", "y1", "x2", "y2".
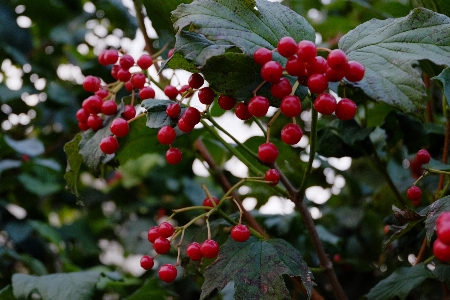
[{"x1": 0, "y1": 0, "x2": 448, "y2": 299}]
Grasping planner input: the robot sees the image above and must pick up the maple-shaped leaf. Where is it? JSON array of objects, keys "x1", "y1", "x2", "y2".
[{"x1": 200, "y1": 236, "x2": 314, "y2": 300}]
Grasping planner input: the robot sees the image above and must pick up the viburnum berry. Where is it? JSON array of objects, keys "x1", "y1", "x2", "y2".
[
  {"x1": 100, "y1": 136, "x2": 119, "y2": 154},
  {"x1": 253, "y1": 48, "x2": 272, "y2": 65},
  {"x1": 182, "y1": 107, "x2": 201, "y2": 127},
  {"x1": 186, "y1": 242, "x2": 203, "y2": 261},
  {"x1": 261, "y1": 61, "x2": 283, "y2": 82},
  {"x1": 166, "y1": 148, "x2": 182, "y2": 164},
  {"x1": 179, "y1": 84, "x2": 194, "y2": 97},
  {"x1": 433, "y1": 239, "x2": 450, "y2": 262},
  {"x1": 345, "y1": 61, "x2": 365, "y2": 82},
  {"x1": 258, "y1": 142, "x2": 279, "y2": 163},
  {"x1": 76, "y1": 108, "x2": 89, "y2": 123},
  {"x1": 248, "y1": 95, "x2": 269, "y2": 117},
  {"x1": 110, "y1": 118, "x2": 129, "y2": 138},
  {"x1": 153, "y1": 237, "x2": 171, "y2": 254},
  {"x1": 308, "y1": 74, "x2": 328, "y2": 94},
  {"x1": 164, "y1": 85, "x2": 179, "y2": 100},
  {"x1": 235, "y1": 102, "x2": 253, "y2": 120},
  {"x1": 265, "y1": 169, "x2": 280, "y2": 186},
  {"x1": 79, "y1": 122, "x2": 89, "y2": 131},
  {"x1": 188, "y1": 73, "x2": 204, "y2": 89},
  {"x1": 333, "y1": 254, "x2": 342, "y2": 263},
  {"x1": 406, "y1": 186, "x2": 422, "y2": 202},
  {"x1": 306, "y1": 56, "x2": 327, "y2": 75},
  {"x1": 131, "y1": 73, "x2": 146, "y2": 89},
  {"x1": 124, "y1": 81, "x2": 133, "y2": 92},
  {"x1": 157, "y1": 126, "x2": 177, "y2": 145},
  {"x1": 202, "y1": 196, "x2": 219, "y2": 209},
  {"x1": 285, "y1": 55, "x2": 306, "y2": 76},
  {"x1": 327, "y1": 49, "x2": 348, "y2": 71},
  {"x1": 87, "y1": 114, "x2": 103, "y2": 131},
  {"x1": 119, "y1": 54, "x2": 135, "y2": 70},
  {"x1": 409, "y1": 157, "x2": 424, "y2": 178},
  {"x1": 325, "y1": 66, "x2": 345, "y2": 82},
  {"x1": 83, "y1": 95, "x2": 102, "y2": 115},
  {"x1": 416, "y1": 149, "x2": 431, "y2": 165},
  {"x1": 139, "y1": 86, "x2": 156, "y2": 99},
  {"x1": 437, "y1": 223, "x2": 450, "y2": 245},
  {"x1": 83, "y1": 75, "x2": 101, "y2": 92},
  {"x1": 297, "y1": 40, "x2": 317, "y2": 63},
  {"x1": 111, "y1": 65, "x2": 120, "y2": 80},
  {"x1": 121, "y1": 105, "x2": 136, "y2": 120},
  {"x1": 98, "y1": 49, "x2": 119, "y2": 66},
  {"x1": 314, "y1": 93, "x2": 337, "y2": 115},
  {"x1": 335, "y1": 98, "x2": 357, "y2": 120},
  {"x1": 280, "y1": 95, "x2": 302, "y2": 118},
  {"x1": 231, "y1": 224, "x2": 251, "y2": 242},
  {"x1": 95, "y1": 88, "x2": 109, "y2": 99},
  {"x1": 137, "y1": 54, "x2": 153, "y2": 69},
  {"x1": 218, "y1": 95, "x2": 237, "y2": 110},
  {"x1": 177, "y1": 118, "x2": 195, "y2": 133},
  {"x1": 147, "y1": 226, "x2": 160, "y2": 243},
  {"x1": 200, "y1": 239, "x2": 219, "y2": 258},
  {"x1": 281, "y1": 123, "x2": 303, "y2": 145},
  {"x1": 158, "y1": 264, "x2": 177, "y2": 283},
  {"x1": 117, "y1": 68, "x2": 131, "y2": 82},
  {"x1": 140, "y1": 255, "x2": 154, "y2": 270},
  {"x1": 159, "y1": 222, "x2": 175, "y2": 238},
  {"x1": 277, "y1": 36, "x2": 297, "y2": 58},
  {"x1": 270, "y1": 78, "x2": 292, "y2": 99},
  {"x1": 437, "y1": 212, "x2": 450, "y2": 228},
  {"x1": 198, "y1": 87, "x2": 216, "y2": 105},
  {"x1": 166, "y1": 103, "x2": 181, "y2": 119}
]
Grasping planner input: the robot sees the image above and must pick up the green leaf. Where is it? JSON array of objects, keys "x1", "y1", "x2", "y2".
[
  {"x1": 200, "y1": 237, "x2": 314, "y2": 300},
  {"x1": 12, "y1": 271, "x2": 101, "y2": 300},
  {"x1": 119, "y1": 153, "x2": 164, "y2": 188},
  {"x1": 141, "y1": 99, "x2": 185, "y2": 128},
  {"x1": 30, "y1": 220, "x2": 62, "y2": 246},
  {"x1": 427, "y1": 158, "x2": 450, "y2": 171},
  {"x1": 339, "y1": 8, "x2": 450, "y2": 116},
  {"x1": 0, "y1": 159, "x2": 22, "y2": 174},
  {"x1": 64, "y1": 134, "x2": 83, "y2": 197},
  {"x1": 0, "y1": 285, "x2": 15, "y2": 300},
  {"x1": 365, "y1": 263, "x2": 432, "y2": 300},
  {"x1": 432, "y1": 67, "x2": 450, "y2": 107},
  {"x1": 4, "y1": 135, "x2": 45, "y2": 157},
  {"x1": 420, "y1": 196, "x2": 450, "y2": 243},
  {"x1": 126, "y1": 277, "x2": 174, "y2": 300},
  {"x1": 432, "y1": 261, "x2": 450, "y2": 287},
  {"x1": 410, "y1": 0, "x2": 450, "y2": 16}
]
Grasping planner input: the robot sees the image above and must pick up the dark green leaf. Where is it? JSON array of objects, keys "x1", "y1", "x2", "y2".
[
  {"x1": 127, "y1": 277, "x2": 174, "y2": 300},
  {"x1": 200, "y1": 237, "x2": 314, "y2": 300},
  {"x1": 0, "y1": 285, "x2": 15, "y2": 300},
  {"x1": 432, "y1": 67, "x2": 450, "y2": 107},
  {"x1": 365, "y1": 263, "x2": 433, "y2": 300},
  {"x1": 141, "y1": 99, "x2": 185, "y2": 128},
  {"x1": 420, "y1": 196, "x2": 450, "y2": 243},
  {"x1": 0, "y1": 159, "x2": 22, "y2": 174},
  {"x1": 410, "y1": 0, "x2": 450, "y2": 16},
  {"x1": 12, "y1": 271, "x2": 101, "y2": 300},
  {"x1": 30, "y1": 220, "x2": 62, "y2": 245},
  {"x1": 64, "y1": 134, "x2": 83, "y2": 197},
  {"x1": 339, "y1": 8, "x2": 450, "y2": 116},
  {"x1": 96, "y1": 0, "x2": 138, "y2": 38},
  {"x1": 432, "y1": 262, "x2": 450, "y2": 287},
  {"x1": 4, "y1": 135, "x2": 45, "y2": 157},
  {"x1": 427, "y1": 158, "x2": 450, "y2": 171}
]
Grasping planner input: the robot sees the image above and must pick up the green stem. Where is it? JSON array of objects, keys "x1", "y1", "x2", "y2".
[
  {"x1": 172, "y1": 205, "x2": 217, "y2": 213},
  {"x1": 422, "y1": 255, "x2": 435, "y2": 265},
  {"x1": 427, "y1": 169, "x2": 450, "y2": 176},
  {"x1": 149, "y1": 76, "x2": 165, "y2": 92},
  {"x1": 216, "y1": 209, "x2": 266, "y2": 240}
]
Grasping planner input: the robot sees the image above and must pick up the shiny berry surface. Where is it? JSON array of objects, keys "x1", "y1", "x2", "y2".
[
  {"x1": 406, "y1": 186, "x2": 422, "y2": 201},
  {"x1": 335, "y1": 98, "x2": 357, "y2": 120},
  {"x1": 76, "y1": 108, "x2": 89, "y2": 123},
  {"x1": 202, "y1": 196, "x2": 219, "y2": 209},
  {"x1": 253, "y1": 48, "x2": 272, "y2": 65},
  {"x1": 102, "y1": 100, "x2": 117, "y2": 115},
  {"x1": 119, "y1": 54, "x2": 135, "y2": 70},
  {"x1": 164, "y1": 85, "x2": 179, "y2": 100},
  {"x1": 281, "y1": 123, "x2": 303, "y2": 145},
  {"x1": 188, "y1": 73, "x2": 204, "y2": 89},
  {"x1": 437, "y1": 224, "x2": 450, "y2": 245},
  {"x1": 277, "y1": 36, "x2": 297, "y2": 58},
  {"x1": 177, "y1": 118, "x2": 194, "y2": 133},
  {"x1": 83, "y1": 75, "x2": 101, "y2": 92},
  {"x1": 285, "y1": 55, "x2": 306, "y2": 76},
  {"x1": 314, "y1": 93, "x2": 336, "y2": 115},
  {"x1": 158, "y1": 264, "x2": 177, "y2": 283},
  {"x1": 200, "y1": 239, "x2": 219, "y2": 258},
  {"x1": 157, "y1": 126, "x2": 177, "y2": 145},
  {"x1": 140, "y1": 255, "x2": 154, "y2": 270},
  {"x1": 110, "y1": 118, "x2": 129, "y2": 138},
  {"x1": 327, "y1": 49, "x2": 348, "y2": 71},
  {"x1": 166, "y1": 148, "x2": 182, "y2": 164},
  {"x1": 98, "y1": 49, "x2": 118, "y2": 66},
  {"x1": 308, "y1": 74, "x2": 328, "y2": 94},
  {"x1": 280, "y1": 95, "x2": 302, "y2": 118},
  {"x1": 261, "y1": 61, "x2": 283, "y2": 82},
  {"x1": 433, "y1": 239, "x2": 450, "y2": 262},
  {"x1": 87, "y1": 114, "x2": 103, "y2": 131},
  {"x1": 198, "y1": 87, "x2": 216, "y2": 105},
  {"x1": 159, "y1": 222, "x2": 175, "y2": 238},
  {"x1": 147, "y1": 226, "x2": 160, "y2": 243},
  {"x1": 117, "y1": 68, "x2": 131, "y2": 82},
  {"x1": 345, "y1": 61, "x2": 365, "y2": 82},
  {"x1": 139, "y1": 86, "x2": 156, "y2": 99},
  {"x1": 137, "y1": 54, "x2": 153, "y2": 69},
  {"x1": 84, "y1": 95, "x2": 102, "y2": 114},
  {"x1": 100, "y1": 136, "x2": 119, "y2": 154},
  {"x1": 131, "y1": 73, "x2": 146, "y2": 89},
  {"x1": 182, "y1": 107, "x2": 201, "y2": 126},
  {"x1": 153, "y1": 237, "x2": 171, "y2": 254},
  {"x1": 416, "y1": 149, "x2": 431, "y2": 165},
  {"x1": 306, "y1": 56, "x2": 327, "y2": 75},
  {"x1": 231, "y1": 224, "x2": 251, "y2": 242},
  {"x1": 235, "y1": 102, "x2": 253, "y2": 120},
  {"x1": 297, "y1": 40, "x2": 316, "y2": 62},
  {"x1": 265, "y1": 169, "x2": 281, "y2": 186},
  {"x1": 166, "y1": 103, "x2": 181, "y2": 119},
  {"x1": 121, "y1": 105, "x2": 136, "y2": 120},
  {"x1": 218, "y1": 95, "x2": 237, "y2": 110},
  {"x1": 186, "y1": 242, "x2": 203, "y2": 261},
  {"x1": 248, "y1": 96, "x2": 269, "y2": 117},
  {"x1": 270, "y1": 78, "x2": 291, "y2": 99},
  {"x1": 258, "y1": 142, "x2": 279, "y2": 163}
]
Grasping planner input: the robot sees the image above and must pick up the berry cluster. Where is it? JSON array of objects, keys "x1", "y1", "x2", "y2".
[
  {"x1": 433, "y1": 212, "x2": 450, "y2": 262},
  {"x1": 406, "y1": 149, "x2": 431, "y2": 206}
]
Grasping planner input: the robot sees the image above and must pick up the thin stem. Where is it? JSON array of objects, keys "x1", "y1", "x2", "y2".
[
  {"x1": 126, "y1": 112, "x2": 146, "y2": 124},
  {"x1": 206, "y1": 217, "x2": 211, "y2": 240},
  {"x1": 316, "y1": 47, "x2": 331, "y2": 53},
  {"x1": 172, "y1": 205, "x2": 217, "y2": 213},
  {"x1": 231, "y1": 198, "x2": 244, "y2": 224},
  {"x1": 252, "y1": 80, "x2": 267, "y2": 96},
  {"x1": 413, "y1": 237, "x2": 428, "y2": 266},
  {"x1": 266, "y1": 110, "x2": 282, "y2": 143},
  {"x1": 427, "y1": 169, "x2": 450, "y2": 176},
  {"x1": 216, "y1": 209, "x2": 266, "y2": 240}
]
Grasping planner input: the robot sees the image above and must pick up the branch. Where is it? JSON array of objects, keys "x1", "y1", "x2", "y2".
[{"x1": 132, "y1": 0, "x2": 155, "y2": 56}]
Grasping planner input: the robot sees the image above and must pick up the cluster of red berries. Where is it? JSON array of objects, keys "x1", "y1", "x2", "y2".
[
  {"x1": 406, "y1": 149, "x2": 431, "y2": 206},
  {"x1": 433, "y1": 212, "x2": 450, "y2": 262}
]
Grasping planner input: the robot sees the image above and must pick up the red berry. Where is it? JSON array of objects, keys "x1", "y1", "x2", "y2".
[
  {"x1": 158, "y1": 264, "x2": 177, "y2": 283},
  {"x1": 110, "y1": 118, "x2": 129, "y2": 138},
  {"x1": 218, "y1": 95, "x2": 237, "y2": 110},
  {"x1": 235, "y1": 102, "x2": 253, "y2": 120},
  {"x1": 157, "y1": 126, "x2": 177, "y2": 145},
  {"x1": 437, "y1": 224, "x2": 450, "y2": 245},
  {"x1": 137, "y1": 54, "x2": 153, "y2": 69},
  {"x1": 327, "y1": 49, "x2": 348, "y2": 71},
  {"x1": 416, "y1": 149, "x2": 431, "y2": 165},
  {"x1": 248, "y1": 96, "x2": 269, "y2": 117},
  {"x1": 198, "y1": 87, "x2": 216, "y2": 105},
  {"x1": 258, "y1": 142, "x2": 279, "y2": 163},
  {"x1": 345, "y1": 61, "x2": 365, "y2": 82},
  {"x1": 333, "y1": 254, "x2": 342, "y2": 263},
  {"x1": 261, "y1": 61, "x2": 283, "y2": 82},
  {"x1": 409, "y1": 157, "x2": 424, "y2": 178},
  {"x1": 231, "y1": 224, "x2": 251, "y2": 242},
  {"x1": 182, "y1": 107, "x2": 201, "y2": 126},
  {"x1": 177, "y1": 118, "x2": 195, "y2": 133},
  {"x1": 124, "y1": 81, "x2": 133, "y2": 92},
  {"x1": 98, "y1": 49, "x2": 119, "y2": 66},
  {"x1": 270, "y1": 78, "x2": 292, "y2": 99},
  {"x1": 76, "y1": 108, "x2": 89, "y2": 123},
  {"x1": 277, "y1": 36, "x2": 297, "y2": 58},
  {"x1": 139, "y1": 86, "x2": 156, "y2": 99},
  {"x1": 325, "y1": 66, "x2": 345, "y2": 82},
  {"x1": 308, "y1": 74, "x2": 328, "y2": 94},
  {"x1": 314, "y1": 93, "x2": 336, "y2": 115},
  {"x1": 140, "y1": 255, "x2": 154, "y2": 270},
  {"x1": 121, "y1": 105, "x2": 136, "y2": 120},
  {"x1": 153, "y1": 237, "x2": 171, "y2": 254},
  {"x1": 306, "y1": 56, "x2": 327, "y2": 75},
  {"x1": 202, "y1": 196, "x2": 219, "y2": 209},
  {"x1": 281, "y1": 123, "x2": 303, "y2": 145},
  {"x1": 111, "y1": 65, "x2": 120, "y2": 80},
  {"x1": 100, "y1": 136, "x2": 119, "y2": 154},
  {"x1": 147, "y1": 226, "x2": 160, "y2": 243},
  {"x1": 186, "y1": 242, "x2": 203, "y2": 261},
  {"x1": 96, "y1": 88, "x2": 109, "y2": 99},
  {"x1": 280, "y1": 95, "x2": 302, "y2": 118},
  {"x1": 131, "y1": 73, "x2": 146, "y2": 89},
  {"x1": 179, "y1": 84, "x2": 194, "y2": 97},
  {"x1": 87, "y1": 114, "x2": 103, "y2": 131},
  {"x1": 164, "y1": 85, "x2": 179, "y2": 99},
  {"x1": 84, "y1": 95, "x2": 103, "y2": 115},
  {"x1": 285, "y1": 55, "x2": 306, "y2": 76},
  {"x1": 188, "y1": 73, "x2": 204, "y2": 89},
  {"x1": 159, "y1": 222, "x2": 175, "y2": 238},
  {"x1": 406, "y1": 186, "x2": 422, "y2": 202},
  {"x1": 383, "y1": 225, "x2": 390, "y2": 234},
  {"x1": 437, "y1": 212, "x2": 450, "y2": 228},
  {"x1": 297, "y1": 40, "x2": 316, "y2": 63},
  {"x1": 253, "y1": 48, "x2": 272, "y2": 65},
  {"x1": 265, "y1": 169, "x2": 280, "y2": 186},
  {"x1": 119, "y1": 54, "x2": 134, "y2": 70},
  {"x1": 166, "y1": 103, "x2": 181, "y2": 119},
  {"x1": 433, "y1": 239, "x2": 450, "y2": 262},
  {"x1": 200, "y1": 239, "x2": 219, "y2": 258},
  {"x1": 166, "y1": 148, "x2": 183, "y2": 164},
  {"x1": 79, "y1": 122, "x2": 89, "y2": 131},
  {"x1": 117, "y1": 68, "x2": 131, "y2": 82},
  {"x1": 83, "y1": 75, "x2": 101, "y2": 92},
  {"x1": 335, "y1": 98, "x2": 357, "y2": 120},
  {"x1": 168, "y1": 48, "x2": 174, "y2": 58}
]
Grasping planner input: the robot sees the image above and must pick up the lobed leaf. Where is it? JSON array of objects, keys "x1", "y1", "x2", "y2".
[{"x1": 432, "y1": 67, "x2": 450, "y2": 107}]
